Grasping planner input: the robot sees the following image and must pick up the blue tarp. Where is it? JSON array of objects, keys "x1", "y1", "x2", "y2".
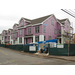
[
  {"x1": 37, "y1": 39, "x2": 57, "y2": 44},
  {"x1": 45, "y1": 39, "x2": 57, "y2": 43}
]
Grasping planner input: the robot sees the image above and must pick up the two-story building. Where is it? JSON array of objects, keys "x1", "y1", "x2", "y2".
[
  {"x1": 12, "y1": 14, "x2": 72, "y2": 44},
  {"x1": 1, "y1": 29, "x2": 13, "y2": 44},
  {"x1": 1, "y1": 14, "x2": 73, "y2": 45}
]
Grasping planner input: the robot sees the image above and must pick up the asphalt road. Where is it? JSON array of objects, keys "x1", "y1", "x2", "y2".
[{"x1": 0, "y1": 47, "x2": 75, "y2": 65}]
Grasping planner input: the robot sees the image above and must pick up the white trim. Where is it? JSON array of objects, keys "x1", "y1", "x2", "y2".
[
  {"x1": 17, "y1": 23, "x2": 42, "y2": 29},
  {"x1": 39, "y1": 35, "x2": 44, "y2": 41},
  {"x1": 65, "y1": 18, "x2": 71, "y2": 25},
  {"x1": 18, "y1": 17, "x2": 31, "y2": 24},
  {"x1": 33, "y1": 35, "x2": 35, "y2": 43},
  {"x1": 42, "y1": 14, "x2": 53, "y2": 24},
  {"x1": 32, "y1": 23, "x2": 42, "y2": 26}
]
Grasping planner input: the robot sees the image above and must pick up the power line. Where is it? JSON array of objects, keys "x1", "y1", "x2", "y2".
[
  {"x1": 69, "y1": 9, "x2": 75, "y2": 14},
  {"x1": 61, "y1": 9, "x2": 75, "y2": 18}
]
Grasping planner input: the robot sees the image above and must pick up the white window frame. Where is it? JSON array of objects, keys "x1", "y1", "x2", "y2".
[
  {"x1": 54, "y1": 29, "x2": 57, "y2": 34},
  {"x1": 49, "y1": 36, "x2": 51, "y2": 40},
  {"x1": 35, "y1": 26, "x2": 39, "y2": 33},
  {"x1": 51, "y1": 19, "x2": 54, "y2": 25},
  {"x1": 59, "y1": 29, "x2": 61, "y2": 34},
  {"x1": 19, "y1": 30, "x2": 22, "y2": 35},
  {"x1": 35, "y1": 36, "x2": 39, "y2": 42},
  {"x1": 44, "y1": 36, "x2": 46, "y2": 41},
  {"x1": 43, "y1": 26, "x2": 46, "y2": 33},
  {"x1": 8, "y1": 31, "x2": 10, "y2": 34},
  {"x1": 21, "y1": 21, "x2": 24, "y2": 26},
  {"x1": 28, "y1": 28, "x2": 31, "y2": 34},
  {"x1": 13, "y1": 40, "x2": 15, "y2": 44},
  {"x1": 19, "y1": 38, "x2": 22, "y2": 43},
  {"x1": 14, "y1": 26, "x2": 17, "y2": 31},
  {"x1": 67, "y1": 23, "x2": 69, "y2": 28},
  {"x1": 8, "y1": 36, "x2": 10, "y2": 40},
  {"x1": 13, "y1": 34, "x2": 16, "y2": 38}
]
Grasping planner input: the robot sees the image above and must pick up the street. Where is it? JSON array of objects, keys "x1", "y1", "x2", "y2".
[{"x1": 0, "y1": 47, "x2": 75, "y2": 65}]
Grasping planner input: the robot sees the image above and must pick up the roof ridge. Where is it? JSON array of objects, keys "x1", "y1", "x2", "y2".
[{"x1": 31, "y1": 15, "x2": 51, "y2": 21}]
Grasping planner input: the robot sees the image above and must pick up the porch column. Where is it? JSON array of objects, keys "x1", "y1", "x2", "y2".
[
  {"x1": 22, "y1": 37, "x2": 24, "y2": 44},
  {"x1": 61, "y1": 26, "x2": 64, "y2": 44},
  {"x1": 57, "y1": 39, "x2": 60, "y2": 44},
  {"x1": 33, "y1": 35, "x2": 35, "y2": 43},
  {"x1": 17, "y1": 37, "x2": 19, "y2": 44},
  {"x1": 61, "y1": 35, "x2": 64, "y2": 44}
]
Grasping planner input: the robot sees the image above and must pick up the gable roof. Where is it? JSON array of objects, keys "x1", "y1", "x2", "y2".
[
  {"x1": 57, "y1": 19, "x2": 67, "y2": 23},
  {"x1": 13, "y1": 23, "x2": 19, "y2": 27},
  {"x1": 19, "y1": 15, "x2": 52, "y2": 25},
  {"x1": 57, "y1": 18, "x2": 70, "y2": 24},
  {"x1": 19, "y1": 14, "x2": 70, "y2": 27},
  {"x1": 8, "y1": 28, "x2": 13, "y2": 31},
  {"x1": 30, "y1": 15, "x2": 51, "y2": 24}
]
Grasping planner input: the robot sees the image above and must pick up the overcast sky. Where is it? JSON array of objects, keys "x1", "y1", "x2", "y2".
[{"x1": 0, "y1": 0, "x2": 75, "y2": 34}]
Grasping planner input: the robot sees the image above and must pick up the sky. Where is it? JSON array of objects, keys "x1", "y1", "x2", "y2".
[{"x1": 0, "y1": 0, "x2": 75, "y2": 34}]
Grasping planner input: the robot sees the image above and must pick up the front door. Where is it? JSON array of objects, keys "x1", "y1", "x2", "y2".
[{"x1": 26, "y1": 38, "x2": 28, "y2": 44}]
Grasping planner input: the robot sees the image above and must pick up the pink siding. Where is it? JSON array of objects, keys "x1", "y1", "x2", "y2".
[
  {"x1": 63, "y1": 20, "x2": 70, "y2": 33},
  {"x1": 28, "y1": 38, "x2": 32, "y2": 43},
  {"x1": 33, "y1": 25, "x2": 42, "y2": 36},
  {"x1": 19, "y1": 19, "x2": 29, "y2": 27},
  {"x1": 13, "y1": 25, "x2": 18, "y2": 31},
  {"x1": 18, "y1": 29, "x2": 24, "y2": 37},
  {"x1": 12, "y1": 32, "x2": 18, "y2": 40},
  {"x1": 42, "y1": 15, "x2": 61, "y2": 40}
]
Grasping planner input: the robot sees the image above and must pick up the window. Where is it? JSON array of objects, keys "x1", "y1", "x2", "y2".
[
  {"x1": 54, "y1": 29, "x2": 57, "y2": 34},
  {"x1": 11, "y1": 41, "x2": 12, "y2": 44},
  {"x1": 59, "y1": 29, "x2": 61, "y2": 34},
  {"x1": 49, "y1": 36, "x2": 51, "y2": 40},
  {"x1": 26, "y1": 38, "x2": 28, "y2": 44},
  {"x1": 2, "y1": 37, "x2": 3, "y2": 40},
  {"x1": 43, "y1": 26, "x2": 46, "y2": 33},
  {"x1": 51, "y1": 19, "x2": 54, "y2": 25},
  {"x1": 67, "y1": 23, "x2": 69, "y2": 28},
  {"x1": 19, "y1": 38, "x2": 22, "y2": 43},
  {"x1": 11, "y1": 35, "x2": 12, "y2": 39},
  {"x1": 8, "y1": 36, "x2": 10, "y2": 40},
  {"x1": 8, "y1": 31, "x2": 10, "y2": 34},
  {"x1": 28, "y1": 28, "x2": 31, "y2": 34},
  {"x1": 13, "y1": 40, "x2": 15, "y2": 44},
  {"x1": 35, "y1": 26, "x2": 39, "y2": 33},
  {"x1": 35, "y1": 36, "x2": 39, "y2": 42},
  {"x1": 44, "y1": 36, "x2": 45, "y2": 41},
  {"x1": 13, "y1": 34, "x2": 16, "y2": 38},
  {"x1": 5, "y1": 36, "x2": 7, "y2": 39},
  {"x1": 14, "y1": 26, "x2": 16, "y2": 31},
  {"x1": 19, "y1": 30, "x2": 22, "y2": 35},
  {"x1": 21, "y1": 21, "x2": 24, "y2": 26}
]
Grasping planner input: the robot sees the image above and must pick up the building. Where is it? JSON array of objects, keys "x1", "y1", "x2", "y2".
[
  {"x1": 0, "y1": 34, "x2": 1, "y2": 44},
  {"x1": 1, "y1": 29, "x2": 13, "y2": 44},
  {"x1": 1, "y1": 14, "x2": 73, "y2": 45}
]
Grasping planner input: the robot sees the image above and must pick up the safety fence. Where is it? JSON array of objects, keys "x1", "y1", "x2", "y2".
[
  {"x1": 48, "y1": 44, "x2": 75, "y2": 56},
  {"x1": 0, "y1": 44, "x2": 37, "y2": 53}
]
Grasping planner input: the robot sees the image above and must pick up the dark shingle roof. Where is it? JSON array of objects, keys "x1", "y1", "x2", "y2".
[
  {"x1": 23, "y1": 15, "x2": 51, "y2": 25},
  {"x1": 57, "y1": 19, "x2": 67, "y2": 23},
  {"x1": 30, "y1": 15, "x2": 51, "y2": 24}
]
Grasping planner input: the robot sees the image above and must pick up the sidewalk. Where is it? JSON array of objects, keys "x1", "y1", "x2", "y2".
[{"x1": 34, "y1": 53, "x2": 75, "y2": 62}]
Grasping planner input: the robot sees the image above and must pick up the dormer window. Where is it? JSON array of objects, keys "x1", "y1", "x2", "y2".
[
  {"x1": 14, "y1": 26, "x2": 17, "y2": 31},
  {"x1": 51, "y1": 19, "x2": 54, "y2": 25},
  {"x1": 21, "y1": 21, "x2": 24, "y2": 26},
  {"x1": 8, "y1": 31, "x2": 10, "y2": 34},
  {"x1": 67, "y1": 23, "x2": 69, "y2": 28}
]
